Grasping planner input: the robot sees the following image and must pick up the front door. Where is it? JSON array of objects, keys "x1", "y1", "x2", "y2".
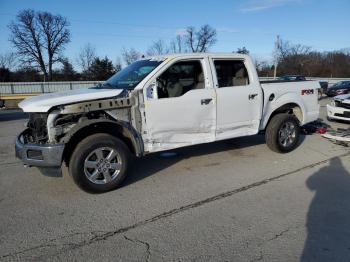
[{"x1": 144, "y1": 58, "x2": 216, "y2": 152}]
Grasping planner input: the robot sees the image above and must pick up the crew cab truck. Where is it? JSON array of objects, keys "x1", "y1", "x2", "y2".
[{"x1": 16, "y1": 53, "x2": 320, "y2": 193}]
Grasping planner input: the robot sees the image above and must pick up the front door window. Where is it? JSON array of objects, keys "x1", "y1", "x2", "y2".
[{"x1": 157, "y1": 60, "x2": 205, "y2": 99}]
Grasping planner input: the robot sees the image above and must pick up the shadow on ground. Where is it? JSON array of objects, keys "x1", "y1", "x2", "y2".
[
  {"x1": 124, "y1": 133, "x2": 307, "y2": 187},
  {"x1": 0, "y1": 110, "x2": 27, "y2": 121},
  {"x1": 301, "y1": 157, "x2": 350, "y2": 261},
  {"x1": 125, "y1": 135, "x2": 266, "y2": 186}
]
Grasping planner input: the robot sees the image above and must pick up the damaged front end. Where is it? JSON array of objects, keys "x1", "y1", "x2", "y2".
[
  {"x1": 15, "y1": 93, "x2": 141, "y2": 170},
  {"x1": 15, "y1": 58, "x2": 163, "y2": 176},
  {"x1": 16, "y1": 112, "x2": 65, "y2": 167}
]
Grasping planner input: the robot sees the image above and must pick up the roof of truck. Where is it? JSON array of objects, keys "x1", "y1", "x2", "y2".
[{"x1": 147, "y1": 52, "x2": 250, "y2": 61}]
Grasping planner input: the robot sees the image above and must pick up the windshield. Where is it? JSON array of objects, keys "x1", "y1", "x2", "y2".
[{"x1": 94, "y1": 59, "x2": 163, "y2": 90}]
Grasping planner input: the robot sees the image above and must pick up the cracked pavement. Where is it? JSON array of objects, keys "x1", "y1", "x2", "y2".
[{"x1": 1, "y1": 98, "x2": 350, "y2": 261}]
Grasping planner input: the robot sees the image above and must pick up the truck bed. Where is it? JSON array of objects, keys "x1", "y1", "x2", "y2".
[
  {"x1": 259, "y1": 80, "x2": 320, "y2": 128},
  {"x1": 260, "y1": 80, "x2": 313, "y2": 84}
]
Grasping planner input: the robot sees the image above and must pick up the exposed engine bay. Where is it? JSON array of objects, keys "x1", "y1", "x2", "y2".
[
  {"x1": 23, "y1": 94, "x2": 141, "y2": 145},
  {"x1": 25, "y1": 113, "x2": 49, "y2": 143},
  {"x1": 24, "y1": 111, "x2": 110, "y2": 144}
]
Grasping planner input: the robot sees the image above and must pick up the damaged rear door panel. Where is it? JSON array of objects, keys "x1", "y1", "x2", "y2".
[{"x1": 209, "y1": 56, "x2": 263, "y2": 140}]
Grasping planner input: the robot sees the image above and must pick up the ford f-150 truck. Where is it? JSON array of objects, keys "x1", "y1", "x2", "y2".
[{"x1": 15, "y1": 53, "x2": 320, "y2": 192}]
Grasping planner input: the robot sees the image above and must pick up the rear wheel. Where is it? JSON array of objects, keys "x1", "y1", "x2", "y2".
[
  {"x1": 265, "y1": 114, "x2": 301, "y2": 153},
  {"x1": 69, "y1": 133, "x2": 130, "y2": 193}
]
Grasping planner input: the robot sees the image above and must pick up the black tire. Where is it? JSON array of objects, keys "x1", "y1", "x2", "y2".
[
  {"x1": 69, "y1": 133, "x2": 130, "y2": 193},
  {"x1": 265, "y1": 114, "x2": 301, "y2": 153}
]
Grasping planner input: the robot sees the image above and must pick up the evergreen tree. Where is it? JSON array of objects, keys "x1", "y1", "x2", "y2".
[{"x1": 87, "y1": 56, "x2": 116, "y2": 80}]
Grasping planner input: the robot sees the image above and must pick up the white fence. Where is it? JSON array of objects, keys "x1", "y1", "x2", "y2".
[
  {"x1": 0, "y1": 81, "x2": 103, "y2": 94},
  {"x1": 1, "y1": 78, "x2": 350, "y2": 94}
]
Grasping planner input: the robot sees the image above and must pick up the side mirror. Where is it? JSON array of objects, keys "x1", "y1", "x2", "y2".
[{"x1": 146, "y1": 82, "x2": 157, "y2": 100}]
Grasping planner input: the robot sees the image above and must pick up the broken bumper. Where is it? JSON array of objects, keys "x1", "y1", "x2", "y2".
[
  {"x1": 327, "y1": 104, "x2": 350, "y2": 122},
  {"x1": 15, "y1": 130, "x2": 65, "y2": 167}
]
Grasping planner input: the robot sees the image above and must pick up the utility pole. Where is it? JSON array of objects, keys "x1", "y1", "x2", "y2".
[{"x1": 273, "y1": 35, "x2": 280, "y2": 79}]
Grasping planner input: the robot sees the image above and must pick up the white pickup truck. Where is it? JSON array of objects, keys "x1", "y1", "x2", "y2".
[{"x1": 16, "y1": 53, "x2": 319, "y2": 192}]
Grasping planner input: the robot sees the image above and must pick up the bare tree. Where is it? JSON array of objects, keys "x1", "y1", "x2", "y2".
[
  {"x1": 276, "y1": 39, "x2": 311, "y2": 61},
  {"x1": 0, "y1": 52, "x2": 17, "y2": 70},
  {"x1": 115, "y1": 56, "x2": 122, "y2": 72},
  {"x1": 121, "y1": 47, "x2": 141, "y2": 65},
  {"x1": 77, "y1": 43, "x2": 96, "y2": 72},
  {"x1": 185, "y1": 25, "x2": 217, "y2": 53},
  {"x1": 146, "y1": 25, "x2": 217, "y2": 55},
  {"x1": 275, "y1": 38, "x2": 312, "y2": 75},
  {"x1": 8, "y1": 9, "x2": 70, "y2": 81},
  {"x1": 147, "y1": 40, "x2": 168, "y2": 56},
  {"x1": 253, "y1": 57, "x2": 271, "y2": 75},
  {"x1": 169, "y1": 35, "x2": 186, "y2": 53},
  {"x1": 253, "y1": 57, "x2": 262, "y2": 71}
]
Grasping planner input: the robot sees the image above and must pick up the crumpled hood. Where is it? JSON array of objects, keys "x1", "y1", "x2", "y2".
[
  {"x1": 18, "y1": 88, "x2": 124, "y2": 112},
  {"x1": 334, "y1": 94, "x2": 350, "y2": 103}
]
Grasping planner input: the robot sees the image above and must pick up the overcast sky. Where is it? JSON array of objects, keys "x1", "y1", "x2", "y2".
[{"x1": 0, "y1": 0, "x2": 349, "y2": 68}]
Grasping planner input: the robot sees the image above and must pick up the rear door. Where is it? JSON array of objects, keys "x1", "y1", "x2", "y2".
[
  {"x1": 143, "y1": 57, "x2": 216, "y2": 152},
  {"x1": 209, "y1": 57, "x2": 262, "y2": 140}
]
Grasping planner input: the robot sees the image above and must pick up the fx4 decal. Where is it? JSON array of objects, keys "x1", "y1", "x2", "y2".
[{"x1": 301, "y1": 89, "x2": 314, "y2": 95}]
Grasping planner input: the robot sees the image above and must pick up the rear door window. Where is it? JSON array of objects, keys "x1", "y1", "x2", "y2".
[{"x1": 213, "y1": 60, "x2": 249, "y2": 88}]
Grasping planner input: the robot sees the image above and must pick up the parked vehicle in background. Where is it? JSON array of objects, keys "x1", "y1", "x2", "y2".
[
  {"x1": 15, "y1": 53, "x2": 320, "y2": 193},
  {"x1": 326, "y1": 81, "x2": 350, "y2": 97},
  {"x1": 327, "y1": 94, "x2": 350, "y2": 122},
  {"x1": 278, "y1": 75, "x2": 306, "y2": 81},
  {"x1": 318, "y1": 81, "x2": 328, "y2": 97}
]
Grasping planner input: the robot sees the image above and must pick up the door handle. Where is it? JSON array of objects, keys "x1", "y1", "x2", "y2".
[
  {"x1": 249, "y1": 93, "x2": 258, "y2": 100},
  {"x1": 201, "y1": 98, "x2": 212, "y2": 105}
]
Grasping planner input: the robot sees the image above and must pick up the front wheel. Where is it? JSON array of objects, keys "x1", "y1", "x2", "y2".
[
  {"x1": 69, "y1": 133, "x2": 130, "y2": 193},
  {"x1": 265, "y1": 114, "x2": 301, "y2": 153}
]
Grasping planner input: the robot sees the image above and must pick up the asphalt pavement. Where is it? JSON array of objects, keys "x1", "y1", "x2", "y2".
[{"x1": 0, "y1": 97, "x2": 349, "y2": 261}]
